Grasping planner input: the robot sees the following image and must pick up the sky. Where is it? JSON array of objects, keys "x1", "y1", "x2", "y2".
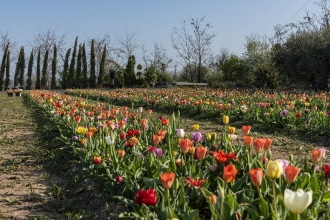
[{"x1": 0, "y1": 0, "x2": 321, "y2": 67}]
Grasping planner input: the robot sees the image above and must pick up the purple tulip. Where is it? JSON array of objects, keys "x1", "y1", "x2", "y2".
[
  {"x1": 280, "y1": 109, "x2": 288, "y2": 117},
  {"x1": 192, "y1": 132, "x2": 203, "y2": 142},
  {"x1": 154, "y1": 148, "x2": 163, "y2": 158}
]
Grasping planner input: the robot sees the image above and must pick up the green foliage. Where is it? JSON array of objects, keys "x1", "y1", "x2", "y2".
[
  {"x1": 51, "y1": 45, "x2": 57, "y2": 89},
  {"x1": 97, "y1": 45, "x2": 106, "y2": 85},
  {"x1": 75, "y1": 44, "x2": 82, "y2": 88},
  {"x1": 89, "y1": 39, "x2": 96, "y2": 88},
  {"x1": 61, "y1": 48, "x2": 71, "y2": 89},
  {"x1": 124, "y1": 55, "x2": 136, "y2": 87},
  {"x1": 35, "y1": 49, "x2": 41, "y2": 89},
  {"x1": 68, "y1": 37, "x2": 78, "y2": 88},
  {"x1": 41, "y1": 49, "x2": 49, "y2": 86},
  {"x1": 0, "y1": 43, "x2": 9, "y2": 90},
  {"x1": 81, "y1": 43, "x2": 88, "y2": 87},
  {"x1": 4, "y1": 50, "x2": 10, "y2": 88},
  {"x1": 26, "y1": 50, "x2": 34, "y2": 89},
  {"x1": 14, "y1": 46, "x2": 25, "y2": 87}
]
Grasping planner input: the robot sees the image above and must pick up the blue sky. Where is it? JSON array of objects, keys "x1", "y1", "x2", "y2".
[{"x1": 0, "y1": 0, "x2": 319, "y2": 62}]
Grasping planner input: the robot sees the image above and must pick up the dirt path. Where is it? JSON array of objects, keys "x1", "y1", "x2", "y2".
[{"x1": 0, "y1": 92, "x2": 60, "y2": 219}]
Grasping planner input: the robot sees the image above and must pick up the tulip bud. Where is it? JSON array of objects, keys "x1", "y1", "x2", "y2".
[{"x1": 223, "y1": 115, "x2": 229, "y2": 125}]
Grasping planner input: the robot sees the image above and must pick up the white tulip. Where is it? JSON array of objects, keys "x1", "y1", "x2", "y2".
[
  {"x1": 284, "y1": 188, "x2": 313, "y2": 214},
  {"x1": 176, "y1": 129, "x2": 185, "y2": 138},
  {"x1": 105, "y1": 136, "x2": 113, "y2": 145}
]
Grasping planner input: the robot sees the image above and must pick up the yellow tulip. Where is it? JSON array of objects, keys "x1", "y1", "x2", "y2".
[
  {"x1": 228, "y1": 126, "x2": 236, "y2": 134},
  {"x1": 265, "y1": 160, "x2": 282, "y2": 179},
  {"x1": 192, "y1": 124, "x2": 200, "y2": 131},
  {"x1": 223, "y1": 115, "x2": 229, "y2": 125}
]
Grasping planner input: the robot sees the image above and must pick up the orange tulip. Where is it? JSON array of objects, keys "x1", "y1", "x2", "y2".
[
  {"x1": 253, "y1": 138, "x2": 265, "y2": 153},
  {"x1": 157, "y1": 130, "x2": 167, "y2": 139},
  {"x1": 311, "y1": 148, "x2": 323, "y2": 163},
  {"x1": 195, "y1": 146, "x2": 208, "y2": 160},
  {"x1": 263, "y1": 138, "x2": 272, "y2": 150},
  {"x1": 209, "y1": 194, "x2": 217, "y2": 204},
  {"x1": 178, "y1": 138, "x2": 193, "y2": 154},
  {"x1": 242, "y1": 125, "x2": 251, "y2": 135},
  {"x1": 249, "y1": 168, "x2": 264, "y2": 187},
  {"x1": 140, "y1": 118, "x2": 148, "y2": 129},
  {"x1": 126, "y1": 137, "x2": 139, "y2": 148},
  {"x1": 223, "y1": 163, "x2": 238, "y2": 182},
  {"x1": 243, "y1": 136, "x2": 254, "y2": 147},
  {"x1": 117, "y1": 149, "x2": 126, "y2": 157},
  {"x1": 160, "y1": 172, "x2": 176, "y2": 189},
  {"x1": 284, "y1": 165, "x2": 301, "y2": 184},
  {"x1": 153, "y1": 134, "x2": 162, "y2": 145},
  {"x1": 85, "y1": 131, "x2": 94, "y2": 138}
]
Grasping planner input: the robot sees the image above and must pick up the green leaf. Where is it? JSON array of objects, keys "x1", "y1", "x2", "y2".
[
  {"x1": 186, "y1": 210, "x2": 199, "y2": 220},
  {"x1": 232, "y1": 173, "x2": 248, "y2": 192},
  {"x1": 244, "y1": 206, "x2": 260, "y2": 219},
  {"x1": 259, "y1": 196, "x2": 269, "y2": 218},
  {"x1": 322, "y1": 190, "x2": 330, "y2": 202},
  {"x1": 310, "y1": 174, "x2": 320, "y2": 192}
]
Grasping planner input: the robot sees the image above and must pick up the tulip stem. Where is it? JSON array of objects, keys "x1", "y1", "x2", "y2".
[
  {"x1": 272, "y1": 180, "x2": 278, "y2": 220},
  {"x1": 291, "y1": 213, "x2": 300, "y2": 220}
]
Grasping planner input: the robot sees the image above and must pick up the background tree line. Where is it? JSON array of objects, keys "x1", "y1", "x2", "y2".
[{"x1": 0, "y1": 0, "x2": 330, "y2": 91}]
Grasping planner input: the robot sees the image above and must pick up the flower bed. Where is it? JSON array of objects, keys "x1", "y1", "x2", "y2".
[
  {"x1": 24, "y1": 90, "x2": 330, "y2": 219},
  {"x1": 66, "y1": 88, "x2": 330, "y2": 137}
]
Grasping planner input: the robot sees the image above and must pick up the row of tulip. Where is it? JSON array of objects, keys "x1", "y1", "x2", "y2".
[
  {"x1": 66, "y1": 88, "x2": 330, "y2": 136},
  {"x1": 24, "y1": 90, "x2": 330, "y2": 219}
]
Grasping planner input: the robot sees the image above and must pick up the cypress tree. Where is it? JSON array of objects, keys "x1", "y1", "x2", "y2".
[
  {"x1": 89, "y1": 39, "x2": 96, "y2": 88},
  {"x1": 68, "y1": 36, "x2": 78, "y2": 88},
  {"x1": 51, "y1": 45, "x2": 57, "y2": 89},
  {"x1": 61, "y1": 48, "x2": 71, "y2": 89},
  {"x1": 4, "y1": 50, "x2": 10, "y2": 88},
  {"x1": 18, "y1": 47, "x2": 25, "y2": 88},
  {"x1": 14, "y1": 47, "x2": 24, "y2": 87},
  {"x1": 26, "y1": 50, "x2": 34, "y2": 90},
  {"x1": 125, "y1": 55, "x2": 136, "y2": 87},
  {"x1": 76, "y1": 44, "x2": 82, "y2": 88},
  {"x1": 0, "y1": 43, "x2": 9, "y2": 90},
  {"x1": 97, "y1": 45, "x2": 106, "y2": 85},
  {"x1": 41, "y1": 49, "x2": 49, "y2": 87},
  {"x1": 35, "y1": 49, "x2": 41, "y2": 89},
  {"x1": 82, "y1": 43, "x2": 88, "y2": 88}
]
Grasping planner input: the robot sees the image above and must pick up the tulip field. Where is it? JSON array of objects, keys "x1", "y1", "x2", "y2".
[{"x1": 23, "y1": 88, "x2": 330, "y2": 219}]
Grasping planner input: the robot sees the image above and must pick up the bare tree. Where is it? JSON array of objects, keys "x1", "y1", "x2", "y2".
[
  {"x1": 29, "y1": 27, "x2": 67, "y2": 85},
  {"x1": 172, "y1": 17, "x2": 215, "y2": 82},
  {"x1": 29, "y1": 27, "x2": 67, "y2": 56},
  {"x1": 0, "y1": 30, "x2": 17, "y2": 53},
  {"x1": 150, "y1": 41, "x2": 172, "y2": 74},
  {"x1": 115, "y1": 28, "x2": 141, "y2": 64},
  {"x1": 87, "y1": 33, "x2": 112, "y2": 73}
]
